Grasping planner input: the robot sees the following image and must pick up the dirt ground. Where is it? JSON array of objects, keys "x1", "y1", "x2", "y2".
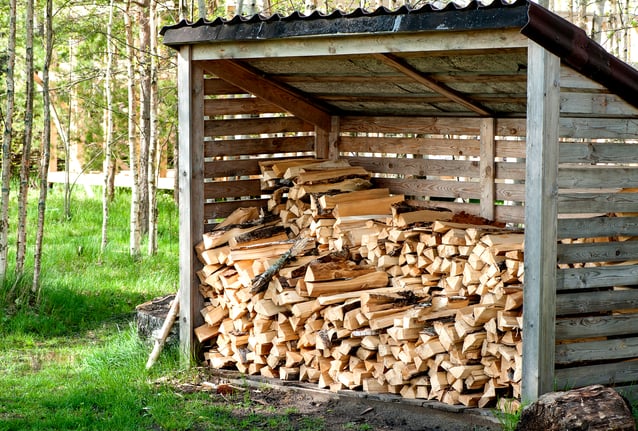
[{"x1": 167, "y1": 367, "x2": 502, "y2": 431}]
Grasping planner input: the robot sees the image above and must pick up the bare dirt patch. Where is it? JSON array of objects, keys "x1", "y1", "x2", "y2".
[{"x1": 163, "y1": 368, "x2": 502, "y2": 431}]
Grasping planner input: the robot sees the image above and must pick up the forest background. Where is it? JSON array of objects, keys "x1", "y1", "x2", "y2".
[{"x1": 0, "y1": 0, "x2": 637, "y2": 300}]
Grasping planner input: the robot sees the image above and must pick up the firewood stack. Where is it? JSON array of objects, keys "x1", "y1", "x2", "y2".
[{"x1": 193, "y1": 158, "x2": 525, "y2": 408}]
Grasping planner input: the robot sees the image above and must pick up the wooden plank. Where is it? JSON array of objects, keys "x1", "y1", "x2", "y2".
[
  {"x1": 191, "y1": 29, "x2": 529, "y2": 60},
  {"x1": 315, "y1": 116, "x2": 339, "y2": 161},
  {"x1": 340, "y1": 116, "x2": 482, "y2": 135},
  {"x1": 554, "y1": 360, "x2": 638, "y2": 389},
  {"x1": 557, "y1": 264, "x2": 638, "y2": 290},
  {"x1": 376, "y1": 53, "x2": 492, "y2": 116},
  {"x1": 339, "y1": 136, "x2": 481, "y2": 157},
  {"x1": 559, "y1": 118, "x2": 638, "y2": 140},
  {"x1": 203, "y1": 77, "x2": 245, "y2": 95},
  {"x1": 556, "y1": 313, "x2": 638, "y2": 340},
  {"x1": 558, "y1": 167, "x2": 638, "y2": 189},
  {"x1": 480, "y1": 118, "x2": 495, "y2": 220},
  {"x1": 556, "y1": 289, "x2": 638, "y2": 315},
  {"x1": 559, "y1": 91, "x2": 638, "y2": 118},
  {"x1": 555, "y1": 336, "x2": 638, "y2": 365},
  {"x1": 204, "y1": 179, "x2": 262, "y2": 199},
  {"x1": 344, "y1": 156, "x2": 480, "y2": 178},
  {"x1": 521, "y1": 41, "x2": 560, "y2": 401},
  {"x1": 178, "y1": 47, "x2": 205, "y2": 363},
  {"x1": 204, "y1": 97, "x2": 283, "y2": 116},
  {"x1": 200, "y1": 59, "x2": 332, "y2": 131},
  {"x1": 558, "y1": 217, "x2": 638, "y2": 239},
  {"x1": 205, "y1": 136, "x2": 314, "y2": 158},
  {"x1": 204, "y1": 159, "x2": 260, "y2": 178},
  {"x1": 558, "y1": 192, "x2": 638, "y2": 214},
  {"x1": 559, "y1": 142, "x2": 638, "y2": 164},
  {"x1": 557, "y1": 241, "x2": 638, "y2": 264},
  {"x1": 204, "y1": 117, "x2": 314, "y2": 137}
]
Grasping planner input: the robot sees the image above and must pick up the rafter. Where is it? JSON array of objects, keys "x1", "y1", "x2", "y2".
[
  {"x1": 200, "y1": 59, "x2": 333, "y2": 131},
  {"x1": 376, "y1": 53, "x2": 493, "y2": 117}
]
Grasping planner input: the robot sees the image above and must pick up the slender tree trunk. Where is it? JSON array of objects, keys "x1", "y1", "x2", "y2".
[
  {"x1": 0, "y1": 0, "x2": 17, "y2": 279},
  {"x1": 198, "y1": 0, "x2": 207, "y2": 18},
  {"x1": 16, "y1": 0, "x2": 35, "y2": 274},
  {"x1": 125, "y1": 0, "x2": 141, "y2": 256},
  {"x1": 33, "y1": 0, "x2": 54, "y2": 295},
  {"x1": 138, "y1": 0, "x2": 151, "y2": 237},
  {"x1": 147, "y1": 0, "x2": 159, "y2": 255},
  {"x1": 101, "y1": 0, "x2": 116, "y2": 258}
]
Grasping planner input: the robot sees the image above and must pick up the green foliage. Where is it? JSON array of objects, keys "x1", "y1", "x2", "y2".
[{"x1": 494, "y1": 399, "x2": 524, "y2": 431}]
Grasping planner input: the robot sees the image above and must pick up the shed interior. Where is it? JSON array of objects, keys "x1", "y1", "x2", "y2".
[{"x1": 162, "y1": 0, "x2": 638, "y2": 404}]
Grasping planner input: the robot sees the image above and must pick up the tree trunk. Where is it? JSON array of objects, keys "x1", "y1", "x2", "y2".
[
  {"x1": 125, "y1": 0, "x2": 141, "y2": 256},
  {"x1": 0, "y1": 0, "x2": 17, "y2": 279},
  {"x1": 101, "y1": 0, "x2": 116, "y2": 258},
  {"x1": 516, "y1": 385, "x2": 635, "y2": 431},
  {"x1": 16, "y1": 0, "x2": 35, "y2": 275},
  {"x1": 33, "y1": 0, "x2": 54, "y2": 295},
  {"x1": 147, "y1": 0, "x2": 159, "y2": 256},
  {"x1": 138, "y1": 0, "x2": 150, "y2": 237}
]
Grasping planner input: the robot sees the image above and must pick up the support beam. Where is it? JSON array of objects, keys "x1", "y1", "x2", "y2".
[
  {"x1": 522, "y1": 41, "x2": 560, "y2": 402},
  {"x1": 200, "y1": 59, "x2": 333, "y2": 131},
  {"x1": 376, "y1": 53, "x2": 492, "y2": 116},
  {"x1": 315, "y1": 116, "x2": 340, "y2": 161},
  {"x1": 178, "y1": 46, "x2": 205, "y2": 364},
  {"x1": 480, "y1": 118, "x2": 495, "y2": 220}
]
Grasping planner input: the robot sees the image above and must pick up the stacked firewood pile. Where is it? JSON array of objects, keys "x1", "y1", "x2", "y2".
[{"x1": 193, "y1": 158, "x2": 524, "y2": 408}]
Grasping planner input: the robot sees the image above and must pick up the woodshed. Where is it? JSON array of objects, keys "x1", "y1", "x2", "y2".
[{"x1": 161, "y1": 0, "x2": 638, "y2": 404}]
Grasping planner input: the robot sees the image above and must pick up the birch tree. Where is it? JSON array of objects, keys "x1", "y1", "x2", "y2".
[
  {"x1": 0, "y1": 0, "x2": 17, "y2": 279},
  {"x1": 33, "y1": 0, "x2": 54, "y2": 295},
  {"x1": 148, "y1": 0, "x2": 160, "y2": 255},
  {"x1": 16, "y1": 0, "x2": 36, "y2": 274},
  {"x1": 101, "y1": 0, "x2": 116, "y2": 257},
  {"x1": 138, "y1": 0, "x2": 151, "y2": 237},
  {"x1": 125, "y1": 0, "x2": 141, "y2": 256}
]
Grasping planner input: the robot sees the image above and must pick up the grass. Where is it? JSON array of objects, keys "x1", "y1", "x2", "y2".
[{"x1": 0, "y1": 185, "x2": 336, "y2": 431}]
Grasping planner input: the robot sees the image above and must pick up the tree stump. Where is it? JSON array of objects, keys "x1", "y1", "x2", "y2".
[
  {"x1": 516, "y1": 384, "x2": 635, "y2": 431},
  {"x1": 136, "y1": 294, "x2": 179, "y2": 347}
]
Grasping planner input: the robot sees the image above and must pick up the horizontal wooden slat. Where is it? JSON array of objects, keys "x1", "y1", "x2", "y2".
[
  {"x1": 558, "y1": 216, "x2": 638, "y2": 239},
  {"x1": 560, "y1": 92, "x2": 638, "y2": 118},
  {"x1": 345, "y1": 156, "x2": 479, "y2": 177},
  {"x1": 204, "y1": 179, "x2": 262, "y2": 200},
  {"x1": 558, "y1": 167, "x2": 638, "y2": 189},
  {"x1": 559, "y1": 118, "x2": 638, "y2": 140},
  {"x1": 556, "y1": 289, "x2": 638, "y2": 315},
  {"x1": 557, "y1": 264, "x2": 638, "y2": 290},
  {"x1": 339, "y1": 136, "x2": 480, "y2": 157},
  {"x1": 556, "y1": 312, "x2": 638, "y2": 340},
  {"x1": 555, "y1": 336, "x2": 638, "y2": 365},
  {"x1": 204, "y1": 98, "x2": 284, "y2": 116},
  {"x1": 371, "y1": 177, "x2": 479, "y2": 198},
  {"x1": 204, "y1": 78, "x2": 245, "y2": 95},
  {"x1": 494, "y1": 162, "x2": 526, "y2": 181},
  {"x1": 204, "y1": 159, "x2": 260, "y2": 178},
  {"x1": 205, "y1": 136, "x2": 315, "y2": 158},
  {"x1": 204, "y1": 117, "x2": 314, "y2": 137},
  {"x1": 558, "y1": 192, "x2": 638, "y2": 214},
  {"x1": 559, "y1": 142, "x2": 638, "y2": 164},
  {"x1": 204, "y1": 199, "x2": 269, "y2": 222},
  {"x1": 557, "y1": 241, "x2": 638, "y2": 264},
  {"x1": 554, "y1": 360, "x2": 638, "y2": 389},
  {"x1": 340, "y1": 116, "x2": 483, "y2": 135}
]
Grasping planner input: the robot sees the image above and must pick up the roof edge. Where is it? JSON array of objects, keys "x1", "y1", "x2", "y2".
[{"x1": 522, "y1": 2, "x2": 638, "y2": 109}]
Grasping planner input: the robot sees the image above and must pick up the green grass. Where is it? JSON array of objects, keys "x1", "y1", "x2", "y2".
[{"x1": 0, "y1": 185, "x2": 335, "y2": 431}]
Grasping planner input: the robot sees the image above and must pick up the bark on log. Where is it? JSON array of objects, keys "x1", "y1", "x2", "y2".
[
  {"x1": 516, "y1": 385, "x2": 635, "y2": 431},
  {"x1": 136, "y1": 294, "x2": 179, "y2": 346}
]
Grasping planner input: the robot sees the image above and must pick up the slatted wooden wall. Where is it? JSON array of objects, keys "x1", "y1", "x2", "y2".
[
  {"x1": 339, "y1": 116, "x2": 527, "y2": 225},
  {"x1": 553, "y1": 68, "x2": 638, "y2": 394},
  {"x1": 202, "y1": 75, "x2": 316, "y2": 229}
]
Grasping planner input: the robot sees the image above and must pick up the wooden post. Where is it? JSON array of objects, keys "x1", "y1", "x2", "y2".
[
  {"x1": 522, "y1": 41, "x2": 560, "y2": 402},
  {"x1": 480, "y1": 117, "x2": 495, "y2": 221},
  {"x1": 315, "y1": 116, "x2": 340, "y2": 160},
  {"x1": 178, "y1": 47, "x2": 205, "y2": 365}
]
